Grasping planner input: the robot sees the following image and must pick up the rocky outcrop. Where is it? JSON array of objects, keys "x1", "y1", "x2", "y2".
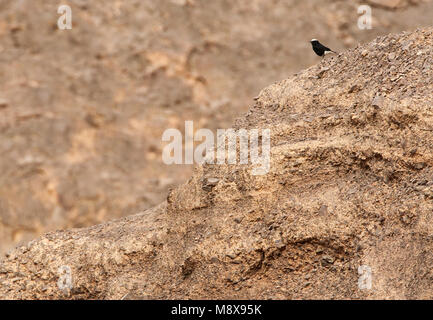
[{"x1": 1, "y1": 28, "x2": 432, "y2": 299}]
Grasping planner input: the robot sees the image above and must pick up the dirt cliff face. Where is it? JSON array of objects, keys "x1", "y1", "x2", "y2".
[
  {"x1": 1, "y1": 0, "x2": 433, "y2": 255},
  {"x1": 1, "y1": 28, "x2": 432, "y2": 299}
]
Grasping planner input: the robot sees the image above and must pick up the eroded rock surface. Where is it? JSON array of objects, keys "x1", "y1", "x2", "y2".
[
  {"x1": 1, "y1": 28, "x2": 432, "y2": 299},
  {"x1": 1, "y1": 0, "x2": 433, "y2": 255}
]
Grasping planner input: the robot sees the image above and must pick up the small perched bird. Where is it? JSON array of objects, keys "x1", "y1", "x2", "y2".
[{"x1": 310, "y1": 39, "x2": 336, "y2": 57}]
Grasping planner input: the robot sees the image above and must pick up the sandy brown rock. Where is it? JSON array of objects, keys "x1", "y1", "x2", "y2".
[
  {"x1": 1, "y1": 0, "x2": 433, "y2": 255},
  {"x1": 1, "y1": 28, "x2": 432, "y2": 299}
]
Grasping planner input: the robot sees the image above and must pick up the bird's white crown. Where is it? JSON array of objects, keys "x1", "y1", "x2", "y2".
[{"x1": 310, "y1": 38, "x2": 318, "y2": 42}]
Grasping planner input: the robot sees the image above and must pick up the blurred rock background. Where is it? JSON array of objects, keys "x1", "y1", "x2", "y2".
[{"x1": 0, "y1": 0, "x2": 432, "y2": 254}]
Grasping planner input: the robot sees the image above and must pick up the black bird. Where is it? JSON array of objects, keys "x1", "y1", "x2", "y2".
[{"x1": 310, "y1": 39, "x2": 336, "y2": 57}]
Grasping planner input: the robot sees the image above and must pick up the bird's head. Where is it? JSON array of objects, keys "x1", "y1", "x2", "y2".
[{"x1": 310, "y1": 39, "x2": 318, "y2": 44}]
